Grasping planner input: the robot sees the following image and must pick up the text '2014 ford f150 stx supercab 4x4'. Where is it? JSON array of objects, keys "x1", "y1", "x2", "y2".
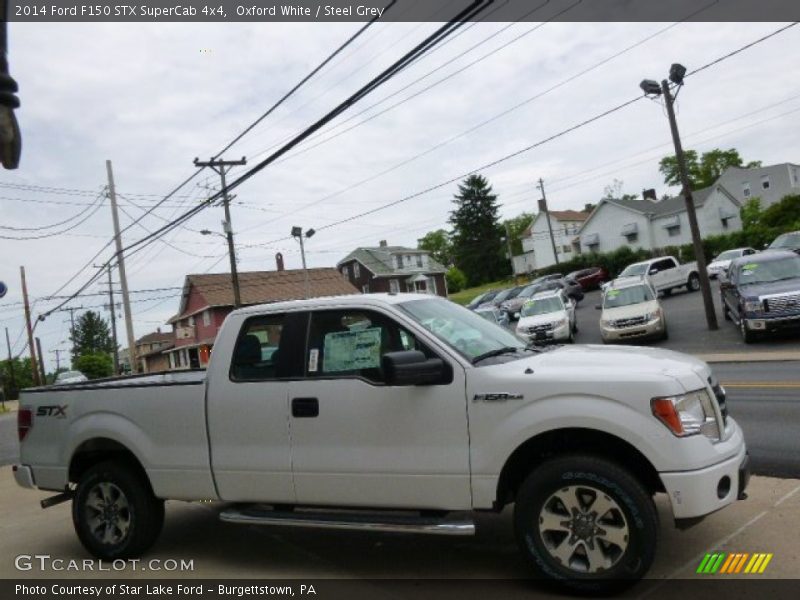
[{"x1": 13, "y1": 294, "x2": 748, "y2": 592}]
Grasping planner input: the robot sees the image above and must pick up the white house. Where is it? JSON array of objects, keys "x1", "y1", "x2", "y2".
[
  {"x1": 520, "y1": 210, "x2": 589, "y2": 270},
  {"x1": 715, "y1": 162, "x2": 800, "y2": 208},
  {"x1": 577, "y1": 184, "x2": 742, "y2": 254}
]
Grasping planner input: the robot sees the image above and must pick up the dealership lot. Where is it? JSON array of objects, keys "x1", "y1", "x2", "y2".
[{"x1": 0, "y1": 466, "x2": 798, "y2": 585}]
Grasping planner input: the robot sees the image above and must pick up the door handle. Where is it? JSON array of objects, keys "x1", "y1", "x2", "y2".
[{"x1": 292, "y1": 397, "x2": 319, "y2": 418}]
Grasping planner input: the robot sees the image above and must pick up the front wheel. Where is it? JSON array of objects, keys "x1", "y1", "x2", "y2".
[
  {"x1": 688, "y1": 273, "x2": 700, "y2": 291},
  {"x1": 514, "y1": 455, "x2": 658, "y2": 593},
  {"x1": 740, "y1": 318, "x2": 756, "y2": 344},
  {"x1": 72, "y1": 461, "x2": 164, "y2": 560}
]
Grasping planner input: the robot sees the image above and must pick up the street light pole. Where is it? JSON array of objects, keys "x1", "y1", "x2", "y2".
[
  {"x1": 291, "y1": 227, "x2": 315, "y2": 299},
  {"x1": 660, "y1": 78, "x2": 718, "y2": 331}
]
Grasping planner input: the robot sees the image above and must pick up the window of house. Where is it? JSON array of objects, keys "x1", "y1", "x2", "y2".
[
  {"x1": 416, "y1": 255, "x2": 423, "y2": 268},
  {"x1": 761, "y1": 175, "x2": 771, "y2": 190},
  {"x1": 230, "y1": 314, "x2": 286, "y2": 381},
  {"x1": 793, "y1": 168, "x2": 800, "y2": 186},
  {"x1": 667, "y1": 226, "x2": 681, "y2": 237},
  {"x1": 389, "y1": 279, "x2": 400, "y2": 294},
  {"x1": 362, "y1": 284, "x2": 370, "y2": 293},
  {"x1": 188, "y1": 315, "x2": 195, "y2": 327},
  {"x1": 353, "y1": 262, "x2": 360, "y2": 279},
  {"x1": 742, "y1": 182, "x2": 751, "y2": 198},
  {"x1": 343, "y1": 265, "x2": 350, "y2": 279},
  {"x1": 625, "y1": 233, "x2": 639, "y2": 243},
  {"x1": 202, "y1": 310, "x2": 211, "y2": 327},
  {"x1": 562, "y1": 245, "x2": 571, "y2": 253},
  {"x1": 305, "y1": 309, "x2": 422, "y2": 384}
]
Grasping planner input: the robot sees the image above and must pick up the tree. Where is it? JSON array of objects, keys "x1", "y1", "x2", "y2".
[
  {"x1": 74, "y1": 353, "x2": 114, "y2": 380},
  {"x1": 418, "y1": 229, "x2": 453, "y2": 267},
  {"x1": 504, "y1": 212, "x2": 534, "y2": 255},
  {"x1": 659, "y1": 147, "x2": 761, "y2": 190},
  {"x1": 70, "y1": 310, "x2": 115, "y2": 363},
  {"x1": 449, "y1": 174, "x2": 509, "y2": 287},
  {"x1": 602, "y1": 178, "x2": 638, "y2": 202},
  {"x1": 445, "y1": 266, "x2": 468, "y2": 293},
  {"x1": 1, "y1": 357, "x2": 34, "y2": 398}
]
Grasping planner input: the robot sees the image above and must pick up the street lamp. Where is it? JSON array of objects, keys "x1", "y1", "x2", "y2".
[
  {"x1": 639, "y1": 64, "x2": 718, "y2": 331},
  {"x1": 200, "y1": 223, "x2": 241, "y2": 307},
  {"x1": 291, "y1": 226, "x2": 315, "y2": 299}
]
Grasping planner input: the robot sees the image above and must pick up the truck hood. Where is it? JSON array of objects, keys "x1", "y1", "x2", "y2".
[
  {"x1": 601, "y1": 300, "x2": 660, "y2": 321},
  {"x1": 517, "y1": 312, "x2": 566, "y2": 328},
  {"x1": 739, "y1": 278, "x2": 800, "y2": 299},
  {"x1": 487, "y1": 344, "x2": 710, "y2": 392}
]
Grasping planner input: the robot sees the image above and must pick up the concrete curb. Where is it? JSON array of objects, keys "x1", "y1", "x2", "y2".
[{"x1": 693, "y1": 351, "x2": 800, "y2": 363}]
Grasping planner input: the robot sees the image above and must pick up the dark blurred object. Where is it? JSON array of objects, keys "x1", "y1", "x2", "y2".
[
  {"x1": 566, "y1": 266, "x2": 609, "y2": 291},
  {"x1": 0, "y1": 4, "x2": 22, "y2": 169}
]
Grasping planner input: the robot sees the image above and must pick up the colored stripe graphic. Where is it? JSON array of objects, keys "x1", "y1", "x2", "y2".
[{"x1": 697, "y1": 552, "x2": 772, "y2": 574}]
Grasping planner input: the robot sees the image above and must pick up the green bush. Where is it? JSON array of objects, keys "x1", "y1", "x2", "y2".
[
  {"x1": 445, "y1": 266, "x2": 468, "y2": 293},
  {"x1": 74, "y1": 353, "x2": 114, "y2": 380}
]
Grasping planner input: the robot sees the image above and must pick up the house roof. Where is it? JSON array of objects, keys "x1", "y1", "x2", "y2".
[
  {"x1": 547, "y1": 210, "x2": 589, "y2": 222},
  {"x1": 168, "y1": 268, "x2": 359, "y2": 323},
  {"x1": 337, "y1": 246, "x2": 447, "y2": 276},
  {"x1": 136, "y1": 331, "x2": 173, "y2": 346}
]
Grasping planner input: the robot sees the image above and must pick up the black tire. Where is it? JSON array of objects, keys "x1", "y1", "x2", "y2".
[
  {"x1": 723, "y1": 303, "x2": 731, "y2": 321},
  {"x1": 662, "y1": 288, "x2": 672, "y2": 297},
  {"x1": 740, "y1": 318, "x2": 755, "y2": 344},
  {"x1": 687, "y1": 273, "x2": 700, "y2": 292},
  {"x1": 514, "y1": 455, "x2": 658, "y2": 594},
  {"x1": 72, "y1": 460, "x2": 164, "y2": 560}
]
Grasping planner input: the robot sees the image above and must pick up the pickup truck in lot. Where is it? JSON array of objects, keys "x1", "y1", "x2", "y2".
[
  {"x1": 604, "y1": 256, "x2": 700, "y2": 296},
  {"x1": 14, "y1": 294, "x2": 748, "y2": 592}
]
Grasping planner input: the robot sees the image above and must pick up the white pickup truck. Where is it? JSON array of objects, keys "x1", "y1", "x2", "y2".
[
  {"x1": 14, "y1": 293, "x2": 748, "y2": 592},
  {"x1": 605, "y1": 256, "x2": 701, "y2": 296}
]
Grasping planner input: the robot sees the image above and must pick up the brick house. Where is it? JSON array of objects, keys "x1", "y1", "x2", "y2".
[
  {"x1": 165, "y1": 268, "x2": 359, "y2": 370},
  {"x1": 337, "y1": 241, "x2": 448, "y2": 297},
  {"x1": 136, "y1": 330, "x2": 174, "y2": 373}
]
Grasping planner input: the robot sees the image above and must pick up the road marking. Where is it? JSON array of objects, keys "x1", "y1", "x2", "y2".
[
  {"x1": 722, "y1": 382, "x2": 800, "y2": 388},
  {"x1": 774, "y1": 483, "x2": 800, "y2": 507}
]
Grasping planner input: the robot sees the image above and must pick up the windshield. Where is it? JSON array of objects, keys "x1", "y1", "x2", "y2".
[
  {"x1": 603, "y1": 284, "x2": 655, "y2": 308},
  {"x1": 57, "y1": 371, "x2": 83, "y2": 380},
  {"x1": 521, "y1": 296, "x2": 563, "y2": 317},
  {"x1": 769, "y1": 233, "x2": 800, "y2": 249},
  {"x1": 492, "y1": 288, "x2": 515, "y2": 303},
  {"x1": 619, "y1": 263, "x2": 648, "y2": 277},
  {"x1": 715, "y1": 250, "x2": 741, "y2": 261},
  {"x1": 399, "y1": 298, "x2": 525, "y2": 362},
  {"x1": 737, "y1": 257, "x2": 800, "y2": 285}
]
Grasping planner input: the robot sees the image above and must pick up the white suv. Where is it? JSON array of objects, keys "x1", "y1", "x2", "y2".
[
  {"x1": 516, "y1": 290, "x2": 576, "y2": 343},
  {"x1": 599, "y1": 278, "x2": 667, "y2": 343}
]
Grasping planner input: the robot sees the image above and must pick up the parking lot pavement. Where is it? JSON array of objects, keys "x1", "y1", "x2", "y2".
[
  {"x1": 1, "y1": 467, "x2": 797, "y2": 584},
  {"x1": 536, "y1": 280, "x2": 800, "y2": 355}
]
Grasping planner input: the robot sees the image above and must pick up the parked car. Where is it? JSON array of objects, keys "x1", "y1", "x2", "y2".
[
  {"x1": 479, "y1": 285, "x2": 526, "y2": 313},
  {"x1": 720, "y1": 250, "x2": 800, "y2": 343},
  {"x1": 602, "y1": 256, "x2": 699, "y2": 296},
  {"x1": 765, "y1": 230, "x2": 800, "y2": 255},
  {"x1": 706, "y1": 247, "x2": 757, "y2": 279},
  {"x1": 474, "y1": 306, "x2": 510, "y2": 328},
  {"x1": 598, "y1": 278, "x2": 667, "y2": 343},
  {"x1": 54, "y1": 370, "x2": 88, "y2": 384},
  {"x1": 556, "y1": 276, "x2": 585, "y2": 303},
  {"x1": 14, "y1": 293, "x2": 748, "y2": 592},
  {"x1": 515, "y1": 290, "x2": 577, "y2": 344},
  {"x1": 567, "y1": 266, "x2": 609, "y2": 291},
  {"x1": 477, "y1": 285, "x2": 516, "y2": 309},
  {"x1": 466, "y1": 289, "x2": 497, "y2": 310},
  {"x1": 500, "y1": 282, "x2": 551, "y2": 320}
]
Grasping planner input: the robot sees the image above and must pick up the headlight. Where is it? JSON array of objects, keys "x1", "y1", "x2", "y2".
[
  {"x1": 553, "y1": 318, "x2": 568, "y2": 328},
  {"x1": 600, "y1": 319, "x2": 613, "y2": 328},
  {"x1": 743, "y1": 298, "x2": 762, "y2": 313},
  {"x1": 651, "y1": 389, "x2": 720, "y2": 440},
  {"x1": 645, "y1": 308, "x2": 663, "y2": 321}
]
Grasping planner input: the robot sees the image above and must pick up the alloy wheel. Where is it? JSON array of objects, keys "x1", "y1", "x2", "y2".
[{"x1": 84, "y1": 482, "x2": 131, "y2": 545}]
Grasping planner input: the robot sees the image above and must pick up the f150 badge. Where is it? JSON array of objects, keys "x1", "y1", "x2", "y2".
[
  {"x1": 36, "y1": 405, "x2": 68, "y2": 418},
  {"x1": 473, "y1": 393, "x2": 524, "y2": 402}
]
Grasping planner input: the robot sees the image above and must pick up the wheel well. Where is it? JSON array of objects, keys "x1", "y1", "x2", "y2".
[
  {"x1": 69, "y1": 438, "x2": 150, "y2": 488},
  {"x1": 494, "y1": 428, "x2": 663, "y2": 510}
]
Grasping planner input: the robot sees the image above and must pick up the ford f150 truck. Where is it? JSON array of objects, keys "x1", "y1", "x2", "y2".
[
  {"x1": 13, "y1": 294, "x2": 748, "y2": 592},
  {"x1": 603, "y1": 256, "x2": 700, "y2": 296}
]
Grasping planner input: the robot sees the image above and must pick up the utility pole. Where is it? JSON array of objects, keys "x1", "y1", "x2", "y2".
[
  {"x1": 4, "y1": 327, "x2": 17, "y2": 397},
  {"x1": 97, "y1": 264, "x2": 120, "y2": 373},
  {"x1": 193, "y1": 156, "x2": 246, "y2": 308},
  {"x1": 50, "y1": 348, "x2": 63, "y2": 372},
  {"x1": 19, "y1": 266, "x2": 39, "y2": 385},
  {"x1": 35, "y1": 337, "x2": 45, "y2": 384},
  {"x1": 504, "y1": 221, "x2": 516, "y2": 279},
  {"x1": 537, "y1": 178, "x2": 560, "y2": 266},
  {"x1": 106, "y1": 160, "x2": 139, "y2": 370}
]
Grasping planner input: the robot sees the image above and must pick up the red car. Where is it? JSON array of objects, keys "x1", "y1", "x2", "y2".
[{"x1": 567, "y1": 266, "x2": 608, "y2": 291}]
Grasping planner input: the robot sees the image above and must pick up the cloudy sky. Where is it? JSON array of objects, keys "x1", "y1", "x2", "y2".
[{"x1": 1, "y1": 16, "x2": 799, "y2": 371}]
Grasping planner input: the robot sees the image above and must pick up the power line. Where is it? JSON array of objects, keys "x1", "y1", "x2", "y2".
[
  {"x1": 0, "y1": 192, "x2": 107, "y2": 240},
  {"x1": 0, "y1": 188, "x2": 105, "y2": 231}
]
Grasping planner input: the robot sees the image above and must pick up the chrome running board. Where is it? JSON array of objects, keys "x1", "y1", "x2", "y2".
[{"x1": 219, "y1": 506, "x2": 475, "y2": 536}]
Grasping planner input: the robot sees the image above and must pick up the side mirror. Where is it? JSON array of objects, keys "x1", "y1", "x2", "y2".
[{"x1": 383, "y1": 350, "x2": 449, "y2": 386}]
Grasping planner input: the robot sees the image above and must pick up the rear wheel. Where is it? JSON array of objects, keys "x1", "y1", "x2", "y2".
[
  {"x1": 688, "y1": 273, "x2": 700, "y2": 291},
  {"x1": 514, "y1": 455, "x2": 657, "y2": 593},
  {"x1": 72, "y1": 461, "x2": 164, "y2": 559}
]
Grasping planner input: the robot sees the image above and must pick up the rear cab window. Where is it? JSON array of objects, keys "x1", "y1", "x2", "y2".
[{"x1": 229, "y1": 312, "x2": 307, "y2": 381}]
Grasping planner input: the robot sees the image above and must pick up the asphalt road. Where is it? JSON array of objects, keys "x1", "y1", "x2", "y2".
[{"x1": 1, "y1": 359, "x2": 798, "y2": 477}]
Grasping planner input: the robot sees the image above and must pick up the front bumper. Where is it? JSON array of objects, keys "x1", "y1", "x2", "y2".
[
  {"x1": 517, "y1": 323, "x2": 570, "y2": 343},
  {"x1": 745, "y1": 313, "x2": 800, "y2": 334},
  {"x1": 13, "y1": 464, "x2": 36, "y2": 489},
  {"x1": 660, "y1": 443, "x2": 749, "y2": 520},
  {"x1": 601, "y1": 317, "x2": 665, "y2": 342}
]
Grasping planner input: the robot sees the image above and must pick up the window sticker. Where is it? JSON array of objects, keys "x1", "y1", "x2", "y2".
[
  {"x1": 308, "y1": 348, "x2": 319, "y2": 372},
  {"x1": 742, "y1": 263, "x2": 758, "y2": 271},
  {"x1": 323, "y1": 327, "x2": 382, "y2": 373},
  {"x1": 606, "y1": 290, "x2": 620, "y2": 298}
]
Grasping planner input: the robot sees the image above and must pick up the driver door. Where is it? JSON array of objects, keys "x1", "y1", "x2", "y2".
[{"x1": 287, "y1": 307, "x2": 472, "y2": 510}]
